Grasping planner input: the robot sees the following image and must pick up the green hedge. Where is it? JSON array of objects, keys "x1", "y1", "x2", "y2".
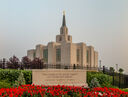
[
  {"x1": 0, "y1": 80, "x2": 11, "y2": 88},
  {"x1": 87, "y1": 71, "x2": 113, "y2": 87},
  {"x1": 0, "y1": 69, "x2": 32, "y2": 85},
  {"x1": 0, "y1": 69, "x2": 113, "y2": 88}
]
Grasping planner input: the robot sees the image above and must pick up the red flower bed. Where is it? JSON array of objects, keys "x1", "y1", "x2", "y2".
[{"x1": 0, "y1": 84, "x2": 128, "y2": 97}]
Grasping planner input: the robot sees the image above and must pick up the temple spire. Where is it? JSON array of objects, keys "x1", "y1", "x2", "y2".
[
  {"x1": 60, "y1": 11, "x2": 68, "y2": 35},
  {"x1": 62, "y1": 11, "x2": 66, "y2": 26}
]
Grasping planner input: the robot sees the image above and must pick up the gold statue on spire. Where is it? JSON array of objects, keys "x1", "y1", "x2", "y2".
[{"x1": 63, "y1": 11, "x2": 65, "y2": 15}]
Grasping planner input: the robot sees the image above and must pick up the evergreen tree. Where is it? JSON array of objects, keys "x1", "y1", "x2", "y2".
[
  {"x1": 90, "y1": 77, "x2": 101, "y2": 88},
  {"x1": 13, "y1": 72, "x2": 25, "y2": 87}
]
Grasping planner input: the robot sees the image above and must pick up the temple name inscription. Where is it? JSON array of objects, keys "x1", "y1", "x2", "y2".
[{"x1": 32, "y1": 69, "x2": 88, "y2": 86}]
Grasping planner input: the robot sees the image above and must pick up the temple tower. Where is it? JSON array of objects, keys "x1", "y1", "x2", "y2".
[{"x1": 56, "y1": 11, "x2": 72, "y2": 43}]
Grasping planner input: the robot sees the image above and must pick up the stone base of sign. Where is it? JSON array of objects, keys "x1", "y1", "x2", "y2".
[{"x1": 32, "y1": 69, "x2": 88, "y2": 87}]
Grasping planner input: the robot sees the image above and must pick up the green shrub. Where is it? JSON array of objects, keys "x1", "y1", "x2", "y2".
[
  {"x1": 0, "y1": 69, "x2": 32, "y2": 85},
  {"x1": 0, "y1": 69, "x2": 20, "y2": 84},
  {"x1": 22, "y1": 70, "x2": 32, "y2": 84},
  {"x1": 87, "y1": 71, "x2": 112, "y2": 87},
  {"x1": 121, "y1": 88, "x2": 128, "y2": 92},
  {"x1": 0, "y1": 80, "x2": 11, "y2": 89}
]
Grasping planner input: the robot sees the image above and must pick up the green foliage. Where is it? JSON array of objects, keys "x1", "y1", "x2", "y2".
[
  {"x1": 22, "y1": 70, "x2": 32, "y2": 84},
  {"x1": 0, "y1": 69, "x2": 117, "y2": 89},
  {"x1": 109, "y1": 67, "x2": 115, "y2": 73},
  {"x1": 13, "y1": 72, "x2": 25, "y2": 87},
  {"x1": 119, "y1": 68, "x2": 124, "y2": 74},
  {"x1": 121, "y1": 88, "x2": 128, "y2": 92},
  {"x1": 0, "y1": 69, "x2": 20, "y2": 84},
  {"x1": 0, "y1": 80, "x2": 11, "y2": 89},
  {"x1": 90, "y1": 77, "x2": 101, "y2": 88},
  {"x1": 107, "y1": 85, "x2": 118, "y2": 88},
  {"x1": 87, "y1": 71, "x2": 112, "y2": 87},
  {"x1": 0, "y1": 69, "x2": 32, "y2": 85}
]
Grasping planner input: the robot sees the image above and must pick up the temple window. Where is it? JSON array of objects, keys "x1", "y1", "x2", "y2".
[
  {"x1": 56, "y1": 48, "x2": 61, "y2": 62},
  {"x1": 43, "y1": 49, "x2": 48, "y2": 62},
  {"x1": 33, "y1": 51, "x2": 36, "y2": 58},
  {"x1": 59, "y1": 36, "x2": 62, "y2": 41},
  {"x1": 86, "y1": 50, "x2": 89, "y2": 63},
  {"x1": 68, "y1": 36, "x2": 70, "y2": 41},
  {"x1": 77, "y1": 49, "x2": 80, "y2": 62}
]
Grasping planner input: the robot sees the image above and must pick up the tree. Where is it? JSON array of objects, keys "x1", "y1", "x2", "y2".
[
  {"x1": 0, "y1": 60, "x2": 2, "y2": 68},
  {"x1": 22, "y1": 56, "x2": 31, "y2": 69},
  {"x1": 119, "y1": 68, "x2": 124, "y2": 74},
  {"x1": 7, "y1": 55, "x2": 20, "y2": 69},
  {"x1": 103, "y1": 66, "x2": 105, "y2": 74},
  {"x1": 109, "y1": 67, "x2": 115, "y2": 73},
  {"x1": 118, "y1": 68, "x2": 124, "y2": 88},
  {"x1": 31, "y1": 58, "x2": 44, "y2": 69},
  {"x1": 109, "y1": 67, "x2": 115, "y2": 85}
]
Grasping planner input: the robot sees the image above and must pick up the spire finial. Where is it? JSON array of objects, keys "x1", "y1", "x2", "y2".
[
  {"x1": 62, "y1": 11, "x2": 66, "y2": 26},
  {"x1": 63, "y1": 10, "x2": 65, "y2": 15}
]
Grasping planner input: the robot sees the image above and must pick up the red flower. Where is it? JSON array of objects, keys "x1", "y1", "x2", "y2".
[{"x1": 0, "y1": 85, "x2": 128, "y2": 97}]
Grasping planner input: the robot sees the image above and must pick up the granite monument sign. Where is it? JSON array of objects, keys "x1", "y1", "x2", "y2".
[{"x1": 32, "y1": 69, "x2": 88, "y2": 86}]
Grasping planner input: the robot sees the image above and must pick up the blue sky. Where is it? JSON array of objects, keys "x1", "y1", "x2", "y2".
[{"x1": 0, "y1": 0, "x2": 128, "y2": 73}]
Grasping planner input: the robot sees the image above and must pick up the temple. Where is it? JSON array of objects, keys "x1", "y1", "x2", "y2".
[{"x1": 27, "y1": 12, "x2": 98, "y2": 69}]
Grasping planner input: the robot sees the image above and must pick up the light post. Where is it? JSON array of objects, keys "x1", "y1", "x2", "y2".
[{"x1": 99, "y1": 60, "x2": 101, "y2": 69}]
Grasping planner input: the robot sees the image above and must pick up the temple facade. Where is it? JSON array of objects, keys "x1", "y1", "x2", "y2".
[{"x1": 27, "y1": 12, "x2": 98, "y2": 68}]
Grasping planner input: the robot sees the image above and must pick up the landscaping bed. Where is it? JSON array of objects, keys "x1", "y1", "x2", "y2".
[{"x1": 0, "y1": 84, "x2": 128, "y2": 97}]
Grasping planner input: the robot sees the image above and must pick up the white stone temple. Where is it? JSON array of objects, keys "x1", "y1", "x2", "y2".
[{"x1": 27, "y1": 12, "x2": 98, "y2": 69}]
